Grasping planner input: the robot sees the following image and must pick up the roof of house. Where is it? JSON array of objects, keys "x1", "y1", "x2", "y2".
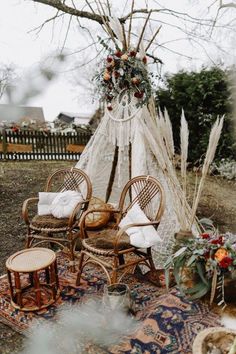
[
  {"x1": 57, "y1": 113, "x2": 74, "y2": 124},
  {"x1": 57, "y1": 112, "x2": 92, "y2": 125},
  {"x1": 0, "y1": 104, "x2": 45, "y2": 123}
]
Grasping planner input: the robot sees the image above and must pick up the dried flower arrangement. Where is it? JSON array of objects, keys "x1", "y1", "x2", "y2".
[
  {"x1": 94, "y1": 47, "x2": 152, "y2": 109},
  {"x1": 165, "y1": 232, "x2": 236, "y2": 308}
]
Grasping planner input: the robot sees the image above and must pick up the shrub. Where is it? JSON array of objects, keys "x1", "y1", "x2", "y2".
[{"x1": 155, "y1": 66, "x2": 236, "y2": 163}]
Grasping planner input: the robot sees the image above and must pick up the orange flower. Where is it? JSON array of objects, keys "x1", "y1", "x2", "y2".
[
  {"x1": 103, "y1": 72, "x2": 111, "y2": 81},
  {"x1": 121, "y1": 54, "x2": 128, "y2": 61},
  {"x1": 214, "y1": 248, "x2": 228, "y2": 262}
]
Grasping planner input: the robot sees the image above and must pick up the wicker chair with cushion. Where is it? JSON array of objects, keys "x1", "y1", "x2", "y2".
[
  {"x1": 76, "y1": 175, "x2": 165, "y2": 285},
  {"x1": 22, "y1": 167, "x2": 92, "y2": 271}
]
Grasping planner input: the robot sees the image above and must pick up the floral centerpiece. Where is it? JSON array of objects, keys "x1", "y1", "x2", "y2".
[
  {"x1": 165, "y1": 233, "x2": 236, "y2": 307},
  {"x1": 94, "y1": 47, "x2": 152, "y2": 110}
]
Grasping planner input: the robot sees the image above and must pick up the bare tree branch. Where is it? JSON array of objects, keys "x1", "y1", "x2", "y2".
[
  {"x1": 32, "y1": 0, "x2": 105, "y2": 24},
  {"x1": 33, "y1": 1, "x2": 207, "y2": 26},
  {"x1": 219, "y1": 1, "x2": 236, "y2": 9}
]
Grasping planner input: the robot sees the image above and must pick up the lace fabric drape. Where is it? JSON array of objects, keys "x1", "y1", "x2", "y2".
[{"x1": 76, "y1": 95, "x2": 183, "y2": 267}]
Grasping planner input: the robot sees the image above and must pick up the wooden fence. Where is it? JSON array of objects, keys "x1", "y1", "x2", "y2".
[{"x1": 0, "y1": 130, "x2": 91, "y2": 161}]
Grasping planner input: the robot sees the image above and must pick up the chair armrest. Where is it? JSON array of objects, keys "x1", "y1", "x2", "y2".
[
  {"x1": 113, "y1": 220, "x2": 161, "y2": 252},
  {"x1": 79, "y1": 208, "x2": 121, "y2": 239},
  {"x1": 22, "y1": 197, "x2": 39, "y2": 225}
]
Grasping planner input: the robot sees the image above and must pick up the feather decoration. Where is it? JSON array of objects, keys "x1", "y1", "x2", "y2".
[
  {"x1": 109, "y1": 16, "x2": 124, "y2": 44},
  {"x1": 190, "y1": 116, "x2": 224, "y2": 226},
  {"x1": 127, "y1": 0, "x2": 135, "y2": 49},
  {"x1": 180, "y1": 109, "x2": 189, "y2": 196}
]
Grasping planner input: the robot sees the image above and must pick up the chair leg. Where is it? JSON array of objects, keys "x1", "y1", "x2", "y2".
[
  {"x1": 111, "y1": 256, "x2": 118, "y2": 284},
  {"x1": 76, "y1": 251, "x2": 85, "y2": 286},
  {"x1": 26, "y1": 233, "x2": 33, "y2": 248},
  {"x1": 111, "y1": 269, "x2": 118, "y2": 284},
  {"x1": 69, "y1": 240, "x2": 76, "y2": 273}
]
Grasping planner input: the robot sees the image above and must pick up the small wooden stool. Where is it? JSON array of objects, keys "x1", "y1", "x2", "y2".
[{"x1": 6, "y1": 248, "x2": 60, "y2": 312}]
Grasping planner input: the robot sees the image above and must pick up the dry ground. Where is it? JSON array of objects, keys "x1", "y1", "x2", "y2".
[{"x1": 0, "y1": 161, "x2": 235, "y2": 353}]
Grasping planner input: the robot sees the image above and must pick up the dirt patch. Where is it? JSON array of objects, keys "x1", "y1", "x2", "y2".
[
  {"x1": 0, "y1": 161, "x2": 73, "y2": 354},
  {"x1": 0, "y1": 161, "x2": 235, "y2": 353}
]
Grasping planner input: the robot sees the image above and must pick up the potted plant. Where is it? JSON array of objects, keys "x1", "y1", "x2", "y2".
[{"x1": 165, "y1": 233, "x2": 236, "y2": 306}]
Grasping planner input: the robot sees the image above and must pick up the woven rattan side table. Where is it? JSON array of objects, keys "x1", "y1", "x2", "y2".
[{"x1": 6, "y1": 248, "x2": 60, "y2": 312}]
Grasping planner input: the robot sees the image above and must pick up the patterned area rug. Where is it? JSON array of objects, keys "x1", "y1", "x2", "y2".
[{"x1": 0, "y1": 251, "x2": 220, "y2": 353}]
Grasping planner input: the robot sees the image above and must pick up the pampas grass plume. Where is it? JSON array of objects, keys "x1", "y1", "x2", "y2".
[{"x1": 180, "y1": 109, "x2": 189, "y2": 196}]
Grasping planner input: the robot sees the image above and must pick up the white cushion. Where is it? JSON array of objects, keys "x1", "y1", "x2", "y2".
[
  {"x1": 51, "y1": 190, "x2": 84, "y2": 219},
  {"x1": 38, "y1": 192, "x2": 60, "y2": 216},
  {"x1": 119, "y1": 204, "x2": 161, "y2": 248}
]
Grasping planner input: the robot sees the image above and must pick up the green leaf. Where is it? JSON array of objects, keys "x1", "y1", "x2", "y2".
[
  {"x1": 185, "y1": 281, "x2": 208, "y2": 294},
  {"x1": 188, "y1": 283, "x2": 210, "y2": 300},
  {"x1": 186, "y1": 255, "x2": 196, "y2": 267},
  {"x1": 173, "y1": 258, "x2": 186, "y2": 295},
  {"x1": 196, "y1": 261, "x2": 209, "y2": 286}
]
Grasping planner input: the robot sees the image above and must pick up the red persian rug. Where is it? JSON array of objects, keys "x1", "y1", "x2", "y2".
[{"x1": 0, "y1": 251, "x2": 220, "y2": 353}]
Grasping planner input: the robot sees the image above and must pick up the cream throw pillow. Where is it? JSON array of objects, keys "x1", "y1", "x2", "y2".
[
  {"x1": 119, "y1": 204, "x2": 161, "y2": 248},
  {"x1": 38, "y1": 192, "x2": 60, "y2": 216},
  {"x1": 51, "y1": 190, "x2": 84, "y2": 219}
]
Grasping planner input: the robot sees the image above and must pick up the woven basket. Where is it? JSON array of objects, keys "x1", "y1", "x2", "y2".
[
  {"x1": 85, "y1": 197, "x2": 112, "y2": 230},
  {"x1": 192, "y1": 327, "x2": 236, "y2": 354}
]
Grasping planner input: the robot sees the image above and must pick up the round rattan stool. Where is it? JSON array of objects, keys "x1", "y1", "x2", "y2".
[{"x1": 6, "y1": 248, "x2": 60, "y2": 312}]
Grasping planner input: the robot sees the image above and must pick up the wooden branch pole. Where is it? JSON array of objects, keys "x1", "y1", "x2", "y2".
[
  {"x1": 95, "y1": 0, "x2": 117, "y2": 47},
  {"x1": 121, "y1": 23, "x2": 127, "y2": 51},
  {"x1": 136, "y1": 10, "x2": 152, "y2": 53},
  {"x1": 127, "y1": 0, "x2": 135, "y2": 49},
  {"x1": 105, "y1": 145, "x2": 119, "y2": 203},
  {"x1": 106, "y1": 0, "x2": 111, "y2": 16},
  {"x1": 145, "y1": 25, "x2": 162, "y2": 52}
]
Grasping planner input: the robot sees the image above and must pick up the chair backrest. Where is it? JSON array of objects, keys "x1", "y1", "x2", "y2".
[
  {"x1": 118, "y1": 175, "x2": 165, "y2": 222},
  {"x1": 45, "y1": 168, "x2": 92, "y2": 201}
]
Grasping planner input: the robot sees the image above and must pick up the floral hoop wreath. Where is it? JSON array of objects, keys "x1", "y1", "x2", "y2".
[
  {"x1": 94, "y1": 48, "x2": 152, "y2": 111},
  {"x1": 106, "y1": 90, "x2": 141, "y2": 122}
]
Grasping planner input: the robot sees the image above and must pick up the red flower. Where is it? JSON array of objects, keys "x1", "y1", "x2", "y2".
[
  {"x1": 134, "y1": 91, "x2": 144, "y2": 99},
  {"x1": 107, "y1": 56, "x2": 113, "y2": 63},
  {"x1": 142, "y1": 56, "x2": 147, "y2": 64},
  {"x1": 106, "y1": 95, "x2": 113, "y2": 101},
  {"x1": 129, "y1": 50, "x2": 136, "y2": 57},
  {"x1": 201, "y1": 233, "x2": 210, "y2": 239},
  {"x1": 114, "y1": 71, "x2": 120, "y2": 78},
  {"x1": 114, "y1": 51, "x2": 122, "y2": 58},
  {"x1": 106, "y1": 66, "x2": 112, "y2": 72},
  {"x1": 211, "y1": 236, "x2": 224, "y2": 245},
  {"x1": 219, "y1": 256, "x2": 233, "y2": 269},
  {"x1": 204, "y1": 251, "x2": 210, "y2": 259}
]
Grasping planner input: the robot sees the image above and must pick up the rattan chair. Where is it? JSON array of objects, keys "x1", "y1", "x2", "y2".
[
  {"x1": 76, "y1": 175, "x2": 165, "y2": 285},
  {"x1": 22, "y1": 167, "x2": 92, "y2": 271}
]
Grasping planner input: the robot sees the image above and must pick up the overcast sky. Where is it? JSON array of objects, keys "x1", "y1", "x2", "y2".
[{"x1": 0, "y1": 0, "x2": 235, "y2": 121}]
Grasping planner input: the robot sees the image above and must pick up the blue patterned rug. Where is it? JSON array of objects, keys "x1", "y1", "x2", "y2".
[
  {"x1": 110, "y1": 289, "x2": 219, "y2": 354},
  {"x1": 0, "y1": 251, "x2": 220, "y2": 353}
]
